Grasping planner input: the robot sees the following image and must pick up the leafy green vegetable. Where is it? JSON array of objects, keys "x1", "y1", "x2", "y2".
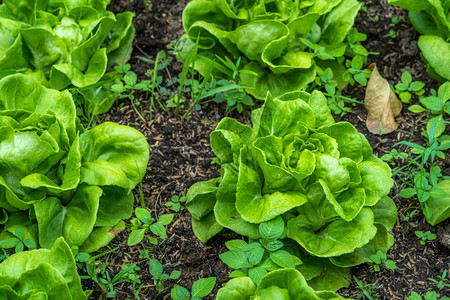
[
  {"x1": 181, "y1": 0, "x2": 365, "y2": 99},
  {"x1": 216, "y1": 268, "x2": 349, "y2": 300},
  {"x1": 186, "y1": 90, "x2": 396, "y2": 290},
  {"x1": 0, "y1": 74, "x2": 149, "y2": 252},
  {"x1": 0, "y1": 0, "x2": 135, "y2": 112},
  {"x1": 425, "y1": 179, "x2": 450, "y2": 226},
  {"x1": 388, "y1": 0, "x2": 450, "y2": 81},
  {"x1": 0, "y1": 237, "x2": 87, "y2": 299}
]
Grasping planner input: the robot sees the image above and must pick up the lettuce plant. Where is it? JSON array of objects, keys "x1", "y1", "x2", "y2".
[
  {"x1": 388, "y1": 0, "x2": 450, "y2": 82},
  {"x1": 0, "y1": 237, "x2": 87, "y2": 299},
  {"x1": 216, "y1": 268, "x2": 349, "y2": 300},
  {"x1": 186, "y1": 91, "x2": 397, "y2": 290},
  {"x1": 181, "y1": 0, "x2": 366, "y2": 99},
  {"x1": 0, "y1": 0, "x2": 135, "y2": 113},
  {"x1": 0, "y1": 74, "x2": 149, "y2": 252}
]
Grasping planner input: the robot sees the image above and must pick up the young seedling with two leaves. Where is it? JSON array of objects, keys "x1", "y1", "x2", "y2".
[
  {"x1": 127, "y1": 208, "x2": 174, "y2": 246},
  {"x1": 394, "y1": 70, "x2": 425, "y2": 102},
  {"x1": 149, "y1": 259, "x2": 181, "y2": 292},
  {"x1": 170, "y1": 277, "x2": 217, "y2": 300},
  {"x1": 219, "y1": 216, "x2": 301, "y2": 285},
  {"x1": 369, "y1": 250, "x2": 397, "y2": 272}
]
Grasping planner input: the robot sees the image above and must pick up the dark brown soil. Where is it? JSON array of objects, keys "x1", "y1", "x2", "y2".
[{"x1": 84, "y1": 0, "x2": 450, "y2": 299}]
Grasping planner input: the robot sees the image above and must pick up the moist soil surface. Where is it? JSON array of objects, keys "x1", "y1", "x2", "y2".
[{"x1": 86, "y1": 0, "x2": 450, "y2": 299}]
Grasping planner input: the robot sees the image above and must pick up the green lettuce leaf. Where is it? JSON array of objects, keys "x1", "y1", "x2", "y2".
[
  {"x1": 425, "y1": 180, "x2": 450, "y2": 225},
  {"x1": 418, "y1": 35, "x2": 450, "y2": 81},
  {"x1": 287, "y1": 208, "x2": 377, "y2": 257},
  {"x1": 216, "y1": 268, "x2": 349, "y2": 300},
  {"x1": 182, "y1": 0, "x2": 364, "y2": 99},
  {"x1": 0, "y1": 237, "x2": 87, "y2": 299}
]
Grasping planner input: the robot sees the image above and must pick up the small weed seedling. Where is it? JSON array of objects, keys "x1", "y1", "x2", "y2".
[
  {"x1": 111, "y1": 64, "x2": 145, "y2": 121},
  {"x1": 415, "y1": 230, "x2": 437, "y2": 245},
  {"x1": 166, "y1": 195, "x2": 187, "y2": 212},
  {"x1": 73, "y1": 249, "x2": 91, "y2": 269},
  {"x1": 82, "y1": 255, "x2": 142, "y2": 298},
  {"x1": 390, "y1": 16, "x2": 404, "y2": 26},
  {"x1": 389, "y1": 29, "x2": 397, "y2": 39},
  {"x1": 170, "y1": 277, "x2": 217, "y2": 300},
  {"x1": 212, "y1": 81, "x2": 254, "y2": 114},
  {"x1": 128, "y1": 208, "x2": 174, "y2": 246},
  {"x1": 369, "y1": 250, "x2": 397, "y2": 272},
  {"x1": 381, "y1": 149, "x2": 409, "y2": 166},
  {"x1": 342, "y1": 55, "x2": 372, "y2": 87},
  {"x1": 149, "y1": 259, "x2": 181, "y2": 292},
  {"x1": 429, "y1": 269, "x2": 450, "y2": 290},
  {"x1": 181, "y1": 55, "x2": 254, "y2": 117},
  {"x1": 300, "y1": 37, "x2": 335, "y2": 61},
  {"x1": 389, "y1": 16, "x2": 403, "y2": 39},
  {"x1": 394, "y1": 70, "x2": 425, "y2": 102},
  {"x1": 317, "y1": 68, "x2": 338, "y2": 96},
  {"x1": 309, "y1": 67, "x2": 362, "y2": 116},
  {"x1": 219, "y1": 216, "x2": 301, "y2": 285},
  {"x1": 301, "y1": 29, "x2": 373, "y2": 115},
  {"x1": 396, "y1": 119, "x2": 450, "y2": 220},
  {"x1": 401, "y1": 206, "x2": 418, "y2": 227},
  {"x1": 354, "y1": 276, "x2": 381, "y2": 300},
  {"x1": 347, "y1": 28, "x2": 378, "y2": 57},
  {"x1": 72, "y1": 88, "x2": 101, "y2": 129},
  {"x1": 0, "y1": 227, "x2": 36, "y2": 253},
  {"x1": 408, "y1": 291, "x2": 450, "y2": 300},
  {"x1": 408, "y1": 82, "x2": 450, "y2": 137}
]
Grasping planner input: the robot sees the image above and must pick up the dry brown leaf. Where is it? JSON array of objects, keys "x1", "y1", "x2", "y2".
[{"x1": 364, "y1": 63, "x2": 402, "y2": 134}]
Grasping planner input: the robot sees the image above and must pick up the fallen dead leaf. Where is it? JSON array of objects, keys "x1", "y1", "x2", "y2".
[{"x1": 364, "y1": 63, "x2": 402, "y2": 134}]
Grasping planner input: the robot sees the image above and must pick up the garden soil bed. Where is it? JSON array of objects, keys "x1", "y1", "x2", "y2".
[{"x1": 85, "y1": 0, "x2": 450, "y2": 299}]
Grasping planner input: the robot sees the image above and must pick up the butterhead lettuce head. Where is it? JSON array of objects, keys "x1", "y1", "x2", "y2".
[
  {"x1": 0, "y1": 74, "x2": 149, "y2": 252},
  {"x1": 186, "y1": 90, "x2": 397, "y2": 288},
  {"x1": 181, "y1": 0, "x2": 362, "y2": 98}
]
